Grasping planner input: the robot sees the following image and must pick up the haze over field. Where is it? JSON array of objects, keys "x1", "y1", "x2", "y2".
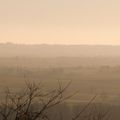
[
  {"x1": 0, "y1": 0, "x2": 120, "y2": 119},
  {"x1": 0, "y1": 43, "x2": 120, "y2": 57}
]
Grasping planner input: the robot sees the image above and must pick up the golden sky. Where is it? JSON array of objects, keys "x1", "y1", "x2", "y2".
[{"x1": 0, "y1": 0, "x2": 120, "y2": 45}]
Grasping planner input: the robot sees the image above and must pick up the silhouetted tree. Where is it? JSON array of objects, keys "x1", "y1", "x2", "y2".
[{"x1": 0, "y1": 81, "x2": 108, "y2": 120}]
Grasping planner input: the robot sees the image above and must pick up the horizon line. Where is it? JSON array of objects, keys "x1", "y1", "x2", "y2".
[{"x1": 0, "y1": 42, "x2": 120, "y2": 46}]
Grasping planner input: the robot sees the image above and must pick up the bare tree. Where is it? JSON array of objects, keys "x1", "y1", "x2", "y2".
[
  {"x1": 0, "y1": 81, "x2": 75, "y2": 120},
  {"x1": 0, "y1": 81, "x2": 109, "y2": 120}
]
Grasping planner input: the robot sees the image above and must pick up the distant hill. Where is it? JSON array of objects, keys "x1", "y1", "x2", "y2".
[{"x1": 0, "y1": 43, "x2": 120, "y2": 57}]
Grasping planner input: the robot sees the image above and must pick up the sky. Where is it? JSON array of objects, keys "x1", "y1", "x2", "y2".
[{"x1": 0, "y1": 0, "x2": 120, "y2": 45}]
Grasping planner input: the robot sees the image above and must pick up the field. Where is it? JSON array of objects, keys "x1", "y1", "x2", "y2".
[
  {"x1": 0, "y1": 57, "x2": 120, "y2": 103},
  {"x1": 0, "y1": 57, "x2": 120, "y2": 119}
]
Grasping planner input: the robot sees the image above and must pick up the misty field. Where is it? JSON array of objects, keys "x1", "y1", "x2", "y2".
[{"x1": 0, "y1": 57, "x2": 120, "y2": 120}]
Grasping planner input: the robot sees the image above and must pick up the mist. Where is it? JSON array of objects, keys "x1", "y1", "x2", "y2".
[{"x1": 0, "y1": 43, "x2": 120, "y2": 120}]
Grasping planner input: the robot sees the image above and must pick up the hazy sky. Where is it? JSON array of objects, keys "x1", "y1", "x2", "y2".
[{"x1": 0, "y1": 0, "x2": 120, "y2": 45}]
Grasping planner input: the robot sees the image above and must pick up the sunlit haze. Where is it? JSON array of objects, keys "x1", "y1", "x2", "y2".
[{"x1": 0, "y1": 0, "x2": 120, "y2": 45}]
